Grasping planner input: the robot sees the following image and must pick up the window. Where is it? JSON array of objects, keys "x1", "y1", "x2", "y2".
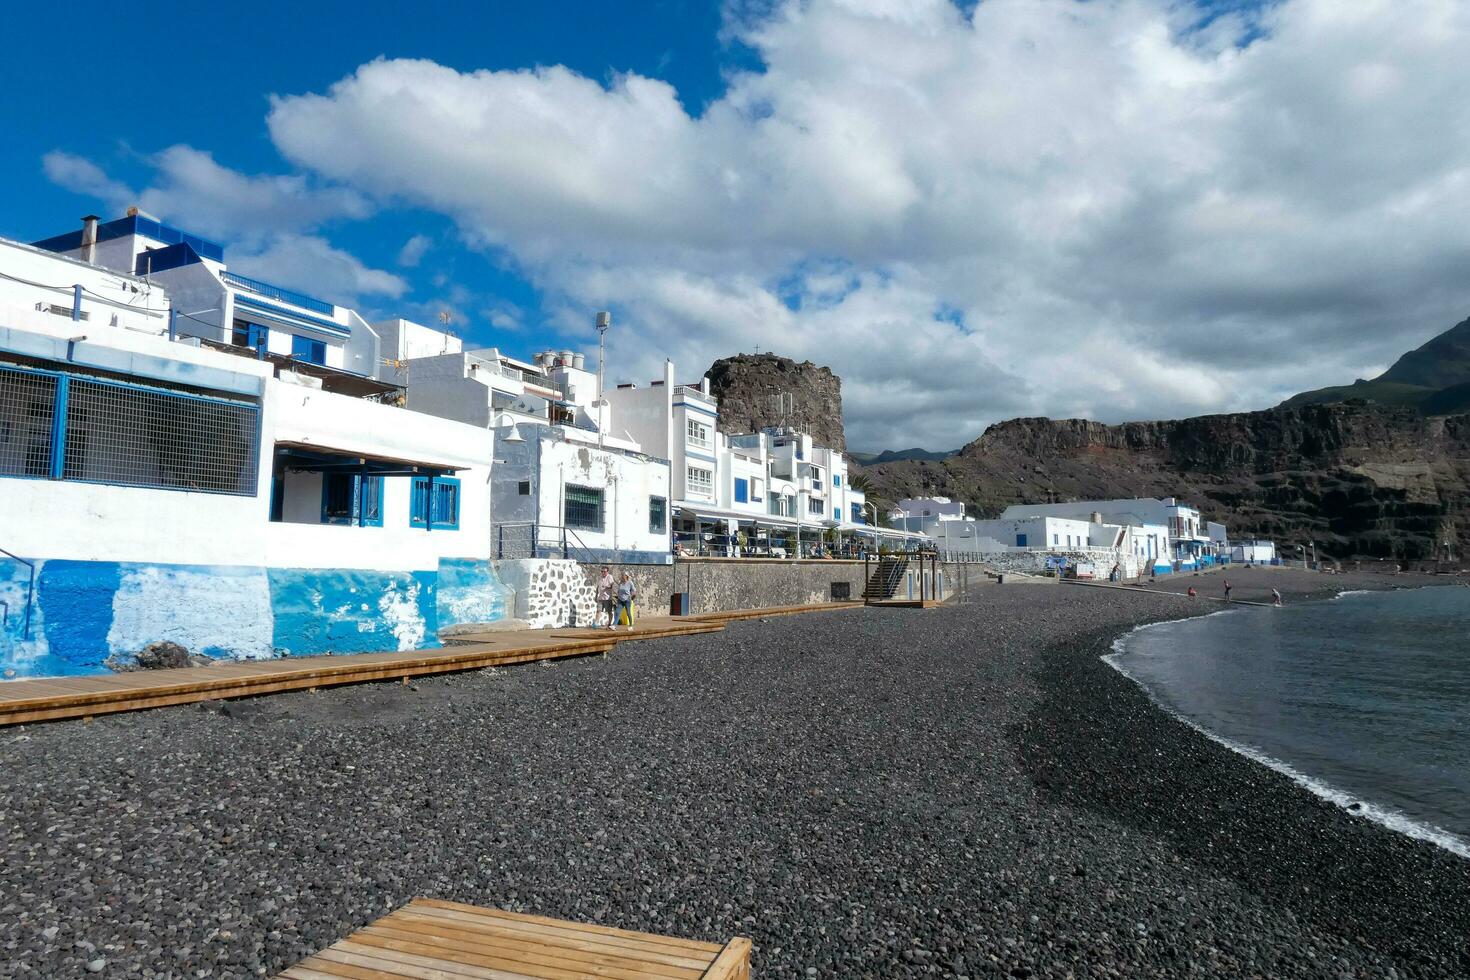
[
  {"x1": 410, "y1": 476, "x2": 460, "y2": 529},
  {"x1": 686, "y1": 418, "x2": 711, "y2": 450},
  {"x1": 321, "y1": 474, "x2": 383, "y2": 526},
  {"x1": 231, "y1": 319, "x2": 268, "y2": 356},
  {"x1": 851, "y1": 503, "x2": 863, "y2": 524},
  {"x1": 1052, "y1": 534, "x2": 1059, "y2": 545},
  {"x1": 517, "y1": 480, "x2": 530, "y2": 495},
  {"x1": 686, "y1": 465, "x2": 712, "y2": 497},
  {"x1": 833, "y1": 474, "x2": 841, "y2": 487},
  {"x1": 807, "y1": 496, "x2": 824, "y2": 516},
  {"x1": 834, "y1": 507, "x2": 841, "y2": 521},
  {"x1": 751, "y1": 477, "x2": 764, "y2": 502},
  {"x1": 734, "y1": 477, "x2": 748, "y2": 503},
  {"x1": 564, "y1": 484, "x2": 604, "y2": 530},
  {"x1": 1016, "y1": 533, "x2": 1028, "y2": 547},
  {"x1": 649, "y1": 495, "x2": 667, "y2": 533},
  {"x1": 291, "y1": 335, "x2": 326, "y2": 365},
  {"x1": 0, "y1": 364, "x2": 259, "y2": 494}
]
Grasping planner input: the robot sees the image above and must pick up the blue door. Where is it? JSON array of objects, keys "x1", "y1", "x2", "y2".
[{"x1": 1016, "y1": 533, "x2": 1028, "y2": 547}]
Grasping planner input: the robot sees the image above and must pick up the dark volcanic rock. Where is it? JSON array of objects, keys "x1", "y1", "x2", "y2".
[
  {"x1": 857, "y1": 402, "x2": 1470, "y2": 560},
  {"x1": 706, "y1": 353, "x2": 846, "y2": 450},
  {"x1": 105, "y1": 641, "x2": 213, "y2": 672}
]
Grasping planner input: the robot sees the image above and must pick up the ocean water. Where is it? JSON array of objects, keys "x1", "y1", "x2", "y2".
[{"x1": 1108, "y1": 586, "x2": 1470, "y2": 857}]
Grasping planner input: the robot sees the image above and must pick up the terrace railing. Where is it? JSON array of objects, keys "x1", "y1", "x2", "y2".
[
  {"x1": 221, "y1": 271, "x2": 335, "y2": 316},
  {"x1": 494, "y1": 522, "x2": 599, "y2": 563}
]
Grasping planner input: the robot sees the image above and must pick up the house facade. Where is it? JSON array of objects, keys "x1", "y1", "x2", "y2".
[
  {"x1": 2, "y1": 226, "x2": 509, "y2": 679},
  {"x1": 998, "y1": 497, "x2": 1216, "y2": 571}
]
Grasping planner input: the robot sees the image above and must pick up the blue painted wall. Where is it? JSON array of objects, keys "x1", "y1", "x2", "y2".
[{"x1": 0, "y1": 557, "x2": 512, "y2": 679}]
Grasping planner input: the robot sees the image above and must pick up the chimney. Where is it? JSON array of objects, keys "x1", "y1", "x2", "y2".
[{"x1": 80, "y1": 215, "x2": 100, "y2": 265}]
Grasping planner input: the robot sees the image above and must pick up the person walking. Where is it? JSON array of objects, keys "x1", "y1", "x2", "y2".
[
  {"x1": 1223, "y1": 578, "x2": 1233, "y2": 602},
  {"x1": 595, "y1": 566, "x2": 616, "y2": 629},
  {"x1": 1271, "y1": 587, "x2": 1283, "y2": 606},
  {"x1": 615, "y1": 571, "x2": 637, "y2": 630}
]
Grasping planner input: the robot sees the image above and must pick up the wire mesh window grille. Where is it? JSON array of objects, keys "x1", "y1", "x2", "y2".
[
  {"x1": 0, "y1": 367, "x2": 58, "y2": 478},
  {"x1": 564, "y1": 484, "x2": 604, "y2": 531},
  {"x1": 62, "y1": 379, "x2": 259, "y2": 494}
]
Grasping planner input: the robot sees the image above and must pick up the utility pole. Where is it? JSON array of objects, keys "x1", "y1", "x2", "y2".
[{"x1": 596, "y1": 311, "x2": 610, "y2": 450}]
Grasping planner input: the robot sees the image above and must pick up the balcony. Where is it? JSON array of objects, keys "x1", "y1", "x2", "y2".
[{"x1": 222, "y1": 271, "x2": 335, "y2": 316}]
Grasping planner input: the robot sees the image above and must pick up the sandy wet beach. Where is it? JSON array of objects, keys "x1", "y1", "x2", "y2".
[{"x1": 1, "y1": 566, "x2": 1465, "y2": 978}]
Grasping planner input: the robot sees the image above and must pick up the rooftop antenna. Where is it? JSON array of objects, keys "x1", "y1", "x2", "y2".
[
  {"x1": 596, "y1": 311, "x2": 611, "y2": 449},
  {"x1": 438, "y1": 310, "x2": 454, "y2": 354}
]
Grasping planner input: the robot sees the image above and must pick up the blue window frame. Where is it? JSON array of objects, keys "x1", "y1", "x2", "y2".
[
  {"x1": 834, "y1": 507, "x2": 841, "y2": 521},
  {"x1": 851, "y1": 503, "x2": 863, "y2": 523},
  {"x1": 231, "y1": 320, "x2": 269, "y2": 358},
  {"x1": 1016, "y1": 533, "x2": 1028, "y2": 547},
  {"x1": 410, "y1": 476, "x2": 460, "y2": 530},
  {"x1": 833, "y1": 474, "x2": 841, "y2": 487},
  {"x1": 734, "y1": 477, "x2": 748, "y2": 503},
  {"x1": 321, "y1": 474, "x2": 383, "y2": 526},
  {"x1": 291, "y1": 335, "x2": 327, "y2": 365}
]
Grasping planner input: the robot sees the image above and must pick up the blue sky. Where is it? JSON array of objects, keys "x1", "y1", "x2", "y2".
[
  {"x1": 1, "y1": 1, "x2": 740, "y2": 362},
  {"x1": 4, "y1": 1, "x2": 1467, "y2": 450}
]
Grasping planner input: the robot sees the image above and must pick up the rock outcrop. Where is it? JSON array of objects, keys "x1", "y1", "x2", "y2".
[
  {"x1": 706, "y1": 354, "x2": 846, "y2": 450},
  {"x1": 856, "y1": 402, "x2": 1470, "y2": 560}
]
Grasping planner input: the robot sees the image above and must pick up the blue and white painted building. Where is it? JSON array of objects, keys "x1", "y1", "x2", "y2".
[
  {"x1": 997, "y1": 497, "x2": 1216, "y2": 572},
  {"x1": 1, "y1": 222, "x2": 510, "y2": 679}
]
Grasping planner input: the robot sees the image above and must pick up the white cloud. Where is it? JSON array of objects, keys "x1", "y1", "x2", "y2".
[
  {"x1": 42, "y1": 151, "x2": 134, "y2": 206},
  {"x1": 260, "y1": 0, "x2": 1470, "y2": 448},
  {"x1": 42, "y1": 147, "x2": 404, "y2": 308},
  {"x1": 397, "y1": 233, "x2": 432, "y2": 267}
]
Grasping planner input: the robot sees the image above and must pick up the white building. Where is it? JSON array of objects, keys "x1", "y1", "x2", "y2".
[
  {"x1": 1, "y1": 229, "x2": 509, "y2": 680},
  {"x1": 392, "y1": 338, "x2": 672, "y2": 564},
  {"x1": 888, "y1": 496, "x2": 968, "y2": 534},
  {"x1": 999, "y1": 497, "x2": 1216, "y2": 571},
  {"x1": 605, "y1": 375, "x2": 882, "y2": 557},
  {"x1": 1230, "y1": 539, "x2": 1278, "y2": 563}
]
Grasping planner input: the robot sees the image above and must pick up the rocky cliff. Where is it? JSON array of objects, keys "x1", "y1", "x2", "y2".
[
  {"x1": 705, "y1": 354, "x2": 846, "y2": 450},
  {"x1": 856, "y1": 402, "x2": 1470, "y2": 560}
]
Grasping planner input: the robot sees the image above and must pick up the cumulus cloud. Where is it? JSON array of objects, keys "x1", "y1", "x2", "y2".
[
  {"x1": 397, "y1": 233, "x2": 432, "y2": 267},
  {"x1": 263, "y1": 0, "x2": 1470, "y2": 448},
  {"x1": 42, "y1": 147, "x2": 404, "y2": 307}
]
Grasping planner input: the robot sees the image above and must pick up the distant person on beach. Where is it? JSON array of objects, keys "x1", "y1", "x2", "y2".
[
  {"x1": 616, "y1": 571, "x2": 637, "y2": 630},
  {"x1": 1223, "y1": 579, "x2": 1233, "y2": 602},
  {"x1": 1272, "y1": 588, "x2": 1283, "y2": 606},
  {"x1": 596, "y1": 566, "x2": 616, "y2": 628},
  {"x1": 1187, "y1": 586, "x2": 1197, "y2": 598}
]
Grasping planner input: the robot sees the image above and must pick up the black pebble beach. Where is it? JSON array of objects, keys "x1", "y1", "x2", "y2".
[{"x1": 2, "y1": 568, "x2": 1466, "y2": 978}]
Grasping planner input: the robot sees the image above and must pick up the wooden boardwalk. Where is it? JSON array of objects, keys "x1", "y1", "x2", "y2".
[
  {"x1": 0, "y1": 603, "x2": 861, "y2": 728},
  {"x1": 277, "y1": 898, "x2": 751, "y2": 979}
]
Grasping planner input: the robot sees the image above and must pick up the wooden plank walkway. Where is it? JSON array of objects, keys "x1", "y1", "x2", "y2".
[
  {"x1": 0, "y1": 602, "x2": 861, "y2": 728},
  {"x1": 277, "y1": 897, "x2": 751, "y2": 980}
]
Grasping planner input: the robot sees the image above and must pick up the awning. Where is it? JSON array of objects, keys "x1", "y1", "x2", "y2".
[
  {"x1": 274, "y1": 442, "x2": 465, "y2": 478},
  {"x1": 200, "y1": 339, "x2": 401, "y2": 399}
]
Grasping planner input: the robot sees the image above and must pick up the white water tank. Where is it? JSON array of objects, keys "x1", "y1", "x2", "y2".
[{"x1": 572, "y1": 352, "x2": 586, "y2": 370}]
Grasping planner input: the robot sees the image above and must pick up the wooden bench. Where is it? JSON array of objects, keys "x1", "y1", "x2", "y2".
[{"x1": 277, "y1": 897, "x2": 752, "y2": 979}]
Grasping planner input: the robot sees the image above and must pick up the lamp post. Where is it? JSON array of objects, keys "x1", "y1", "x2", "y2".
[{"x1": 595, "y1": 311, "x2": 610, "y2": 450}]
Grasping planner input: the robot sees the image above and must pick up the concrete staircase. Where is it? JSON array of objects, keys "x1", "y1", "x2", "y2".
[{"x1": 862, "y1": 557, "x2": 909, "y2": 602}]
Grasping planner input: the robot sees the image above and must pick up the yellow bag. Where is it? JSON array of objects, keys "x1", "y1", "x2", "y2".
[{"x1": 618, "y1": 602, "x2": 635, "y2": 626}]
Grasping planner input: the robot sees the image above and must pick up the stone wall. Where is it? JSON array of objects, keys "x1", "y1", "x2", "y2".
[
  {"x1": 582, "y1": 559, "x2": 869, "y2": 616},
  {"x1": 494, "y1": 559, "x2": 599, "y2": 628}
]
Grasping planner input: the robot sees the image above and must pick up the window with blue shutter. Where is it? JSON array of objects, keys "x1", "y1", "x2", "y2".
[
  {"x1": 410, "y1": 476, "x2": 460, "y2": 529},
  {"x1": 734, "y1": 477, "x2": 748, "y2": 503},
  {"x1": 321, "y1": 475, "x2": 383, "y2": 526}
]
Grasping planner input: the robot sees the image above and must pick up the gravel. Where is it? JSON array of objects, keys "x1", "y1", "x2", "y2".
[{"x1": 1, "y1": 567, "x2": 1466, "y2": 978}]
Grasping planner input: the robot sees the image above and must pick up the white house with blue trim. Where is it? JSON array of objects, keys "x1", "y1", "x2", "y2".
[
  {"x1": 390, "y1": 336, "x2": 673, "y2": 565},
  {"x1": 997, "y1": 497, "x2": 1215, "y2": 572},
  {"x1": 33, "y1": 210, "x2": 382, "y2": 390},
  {"x1": 1, "y1": 227, "x2": 510, "y2": 680}
]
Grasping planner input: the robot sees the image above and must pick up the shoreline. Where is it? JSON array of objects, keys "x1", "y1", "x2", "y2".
[
  {"x1": 1102, "y1": 598, "x2": 1470, "y2": 860},
  {"x1": 1017, "y1": 571, "x2": 1470, "y2": 977}
]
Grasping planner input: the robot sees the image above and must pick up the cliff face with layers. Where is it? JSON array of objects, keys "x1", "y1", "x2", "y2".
[
  {"x1": 706, "y1": 354, "x2": 846, "y2": 450},
  {"x1": 856, "y1": 403, "x2": 1470, "y2": 560}
]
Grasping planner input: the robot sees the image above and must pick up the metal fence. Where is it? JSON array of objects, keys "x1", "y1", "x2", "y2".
[
  {"x1": 0, "y1": 362, "x2": 259, "y2": 495},
  {"x1": 494, "y1": 522, "x2": 599, "y2": 562},
  {"x1": 0, "y1": 367, "x2": 58, "y2": 478}
]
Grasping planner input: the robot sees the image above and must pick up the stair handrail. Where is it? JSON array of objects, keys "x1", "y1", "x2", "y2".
[{"x1": 0, "y1": 546, "x2": 36, "y2": 640}]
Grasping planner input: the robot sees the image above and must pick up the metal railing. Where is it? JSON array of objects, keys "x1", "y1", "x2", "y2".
[
  {"x1": 0, "y1": 546, "x2": 36, "y2": 640},
  {"x1": 221, "y1": 271, "x2": 335, "y2": 315},
  {"x1": 494, "y1": 522, "x2": 599, "y2": 562}
]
